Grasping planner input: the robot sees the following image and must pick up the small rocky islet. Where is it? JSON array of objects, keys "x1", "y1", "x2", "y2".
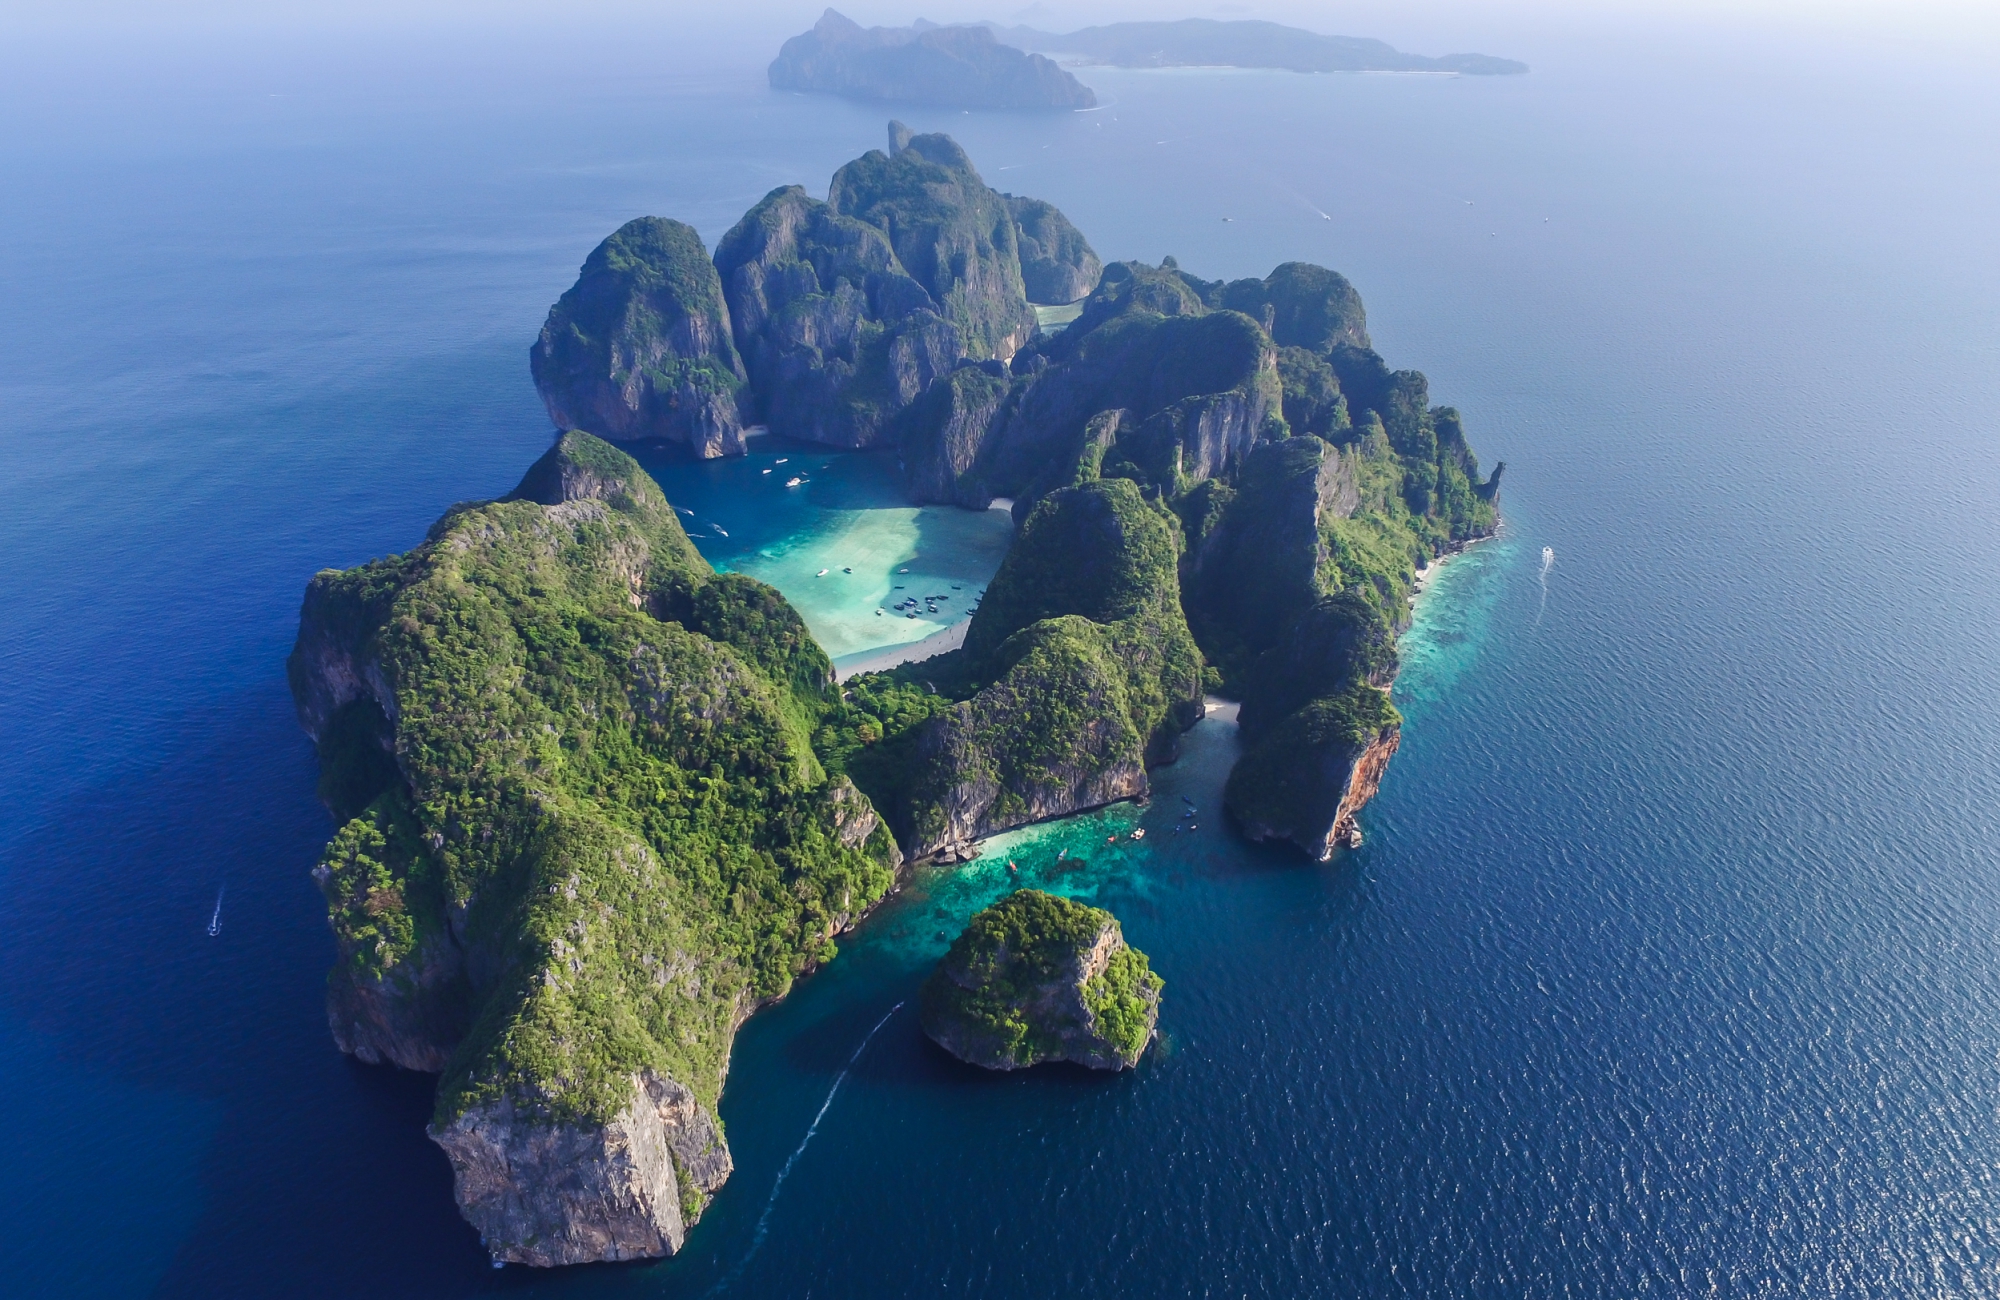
[
  {"x1": 289, "y1": 121, "x2": 1499, "y2": 1266},
  {"x1": 922, "y1": 889, "x2": 1162, "y2": 1071}
]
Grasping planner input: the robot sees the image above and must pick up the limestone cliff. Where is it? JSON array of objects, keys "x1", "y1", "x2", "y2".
[
  {"x1": 828, "y1": 130, "x2": 1038, "y2": 365},
  {"x1": 713, "y1": 126, "x2": 1081, "y2": 450},
  {"x1": 1226, "y1": 684, "x2": 1401, "y2": 859},
  {"x1": 289, "y1": 432, "x2": 900, "y2": 1266},
  {"x1": 921, "y1": 890, "x2": 1161, "y2": 1070},
  {"x1": 1004, "y1": 194, "x2": 1102, "y2": 305},
  {"x1": 897, "y1": 261, "x2": 1282, "y2": 508},
  {"x1": 889, "y1": 479, "x2": 1203, "y2": 860},
  {"x1": 431, "y1": 1070, "x2": 732, "y2": 1267},
  {"x1": 530, "y1": 219, "x2": 747, "y2": 457}
]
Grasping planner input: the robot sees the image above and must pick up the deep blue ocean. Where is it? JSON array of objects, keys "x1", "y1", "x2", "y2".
[{"x1": 3, "y1": 10, "x2": 1999, "y2": 1297}]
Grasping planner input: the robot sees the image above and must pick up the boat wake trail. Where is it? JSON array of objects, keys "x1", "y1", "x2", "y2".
[
  {"x1": 706, "y1": 1000, "x2": 903, "y2": 1295},
  {"x1": 208, "y1": 886, "x2": 224, "y2": 937},
  {"x1": 1536, "y1": 546, "x2": 1555, "y2": 624}
]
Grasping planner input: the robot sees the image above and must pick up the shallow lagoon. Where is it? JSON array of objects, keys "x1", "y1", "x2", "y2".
[{"x1": 634, "y1": 437, "x2": 1013, "y2": 669}]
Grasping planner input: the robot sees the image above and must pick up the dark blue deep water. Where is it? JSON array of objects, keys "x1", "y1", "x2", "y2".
[{"x1": 3, "y1": 11, "x2": 1999, "y2": 1297}]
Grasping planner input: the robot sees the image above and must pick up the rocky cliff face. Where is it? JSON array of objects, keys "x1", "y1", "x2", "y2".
[
  {"x1": 530, "y1": 218, "x2": 747, "y2": 458},
  {"x1": 1226, "y1": 684, "x2": 1401, "y2": 860},
  {"x1": 1183, "y1": 437, "x2": 1357, "y2": 676},
  {"x1": 896, "y1": 264, "x2": 1282, "y2": 508},
  {"x1": 920, "y1": 889, "x2": 1161, "y2": 1070},
  {"x1": 1004, "y1": 194, "x2": 1102, "y2": 304},
  {"x1": 713, "y1": 127, "x2": 1081, "y2": 451},
  {"x1": 289, "y1": 433, "x2": 900, "y2": 1267},
  {"x1": 714, "y1": 182, "x2": 958, "y2": 448},
  {"x1": 770, "y1": 10, "x2": 1097, "y2": 110},
  {"x1": 891, "y1": 479, "x2": 1203, "y2": 860},
  {"x1": 828, "y1": 130, "x2": 1039, "y2": 365},
  {"x1": 431, "y1": 1070, "x2": 732, "y2": 1267}
]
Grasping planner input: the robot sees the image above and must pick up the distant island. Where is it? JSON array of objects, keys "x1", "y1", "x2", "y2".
[
  {"x1": 991, "y1": 18, "x2": 1529, "y2": 77},
  {"x1": 291, "y1": 121, "x2": 1498, "y2": 1268},
  {"x1": 769, "y1": 10, "x2": 1524, "y2": 109},
  {"x1": 770, "y1": 9, "x2": 1095, "y2": 110}
]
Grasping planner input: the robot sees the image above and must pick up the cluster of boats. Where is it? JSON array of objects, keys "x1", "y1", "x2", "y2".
[{"x1": 877, "y1": 584, "x2": 984, "y2": 621}]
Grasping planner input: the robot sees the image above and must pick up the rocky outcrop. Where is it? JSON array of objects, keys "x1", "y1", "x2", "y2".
[
  {"x1": 1191, "y1": 438, "x2": 1407, "y2": 858},
  {"x1": 771, "y1": 10, "x2": 1097, "y2": 110},
  {"x1": 894, "y1": 479, "x2": 1202, "y2": 859},
  {"x1": 898, "y1": 634, "x2": 1151, "y2": 859},
  {"x1": 1226, "y1": 684, "x2": 1401, "y2": 860},
  {"x1": 1183, "y1": 437, "x2": 1358, "y2": 675},
  {"x1": 896, "y1": 266, "x2": 1282, "y2": 507},
  {"x1": 530, "y1": 218, "x2": 747, "y2": 458},
  {"x1": 1220, "y1": 261, "x2": 1371, "y2": 353},
  {"x1": 713, "y1": 182, "x2": 958, "y2": 448},
  {"x1": 289, "y1": 433, "x2": 901, "y2": 1267},
  {"x1": 829, "y1": 130, "x2": 1038, "y2": 365},
  {"x1": 714, "y1": 128, "x2": 1081, "y2": 451},
  {"x1": 1330, "y1": 724, "x2": 1400, "y2": 850},
  {"x1": 431, "y1": 1070, "x2": 732, "y2": 1267},
  {"x1": 1004, "y1": 194, "x2": 1102, "y2": 304},
  {"x1": 921, "y1": 890, "x2": 1161, "y2": 1070},
  {"x1": 316, "y1": 905, "x2": 468, "y2": 1073},
  {"x1": 898, "y1": 367, "x2": 1012, "y2": 504}
]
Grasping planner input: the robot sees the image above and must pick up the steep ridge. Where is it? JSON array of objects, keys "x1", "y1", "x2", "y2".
[
  {"x1": 712, "y1": 123, "x2": 1097, "y2": 449},
  {"x1": 530, "y1": 219, "x2": 747, "y2": 458},
  {"x1": 289, "y1": 432, "x2": 900, "y2": 1265}
]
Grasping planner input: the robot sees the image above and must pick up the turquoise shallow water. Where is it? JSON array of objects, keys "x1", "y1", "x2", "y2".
[
  {"x1": 631, "y1": 437, "x2": 1013, "y2": 666},
  {"x1": 3, "y1": 11, "x2": 2000, "y2": 1297}
]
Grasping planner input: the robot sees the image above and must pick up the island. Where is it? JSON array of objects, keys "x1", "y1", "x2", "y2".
[
  {"x1": 770, "y1": 9, "x2": 1096, "y2": 110},
  {"x1": 293, "y1": 123, "x2": 1498, "y2": 1267},
  {"x1": 989, "y1": 18, "x2": 1529, "y2": 76},
  {"x1": 921, "y1": 889, "x2": 1161, "y2": 1071}
]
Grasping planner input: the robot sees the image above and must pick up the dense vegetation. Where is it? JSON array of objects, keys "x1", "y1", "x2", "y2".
[
  {"x1": 291, "y1": 433, "x2": 900, "y2": 1144},
  {"x1": 529, "y1": 218, "x2": 747, "y2": 456},
  {"x1": 920, "y1": 889, "x2": 1161, "y2": 1069},
  {"x1": 823, "y1": 477, "x2": 1204, "y2": 857}
]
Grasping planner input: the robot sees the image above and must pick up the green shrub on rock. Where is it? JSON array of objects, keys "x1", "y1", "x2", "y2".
[{"x1": 921, "y1": 889, "x2": 1162, "y2": 1070}]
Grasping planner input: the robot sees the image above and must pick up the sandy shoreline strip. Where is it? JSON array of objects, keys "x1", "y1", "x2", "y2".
[{"x1": 833, "y1": 619, "x2": 972, "y2": 681}]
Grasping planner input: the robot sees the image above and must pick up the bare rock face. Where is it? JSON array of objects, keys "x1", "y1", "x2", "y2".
[
  {"x1": 530, "y1": 218, "x2": 748, "y2": 458},
  {"x1": 431, "y1": 1071, "x2": 732, "y2": 1268},
  {"x1": 828, "y1": 130, "x2": 1038, "y2": 366},
  {"x1": 1183, "y1": 437, "x2": 1358, "y2": 665},
  {"x1": 896, "y1": 272, "x2": 1280, "y2": 508},
  {"x1": 714, "y1": 182, "x2": 961, "y2": 448},
  {"x1": 897, "y1": 367, "x2": 1012, "y2": 506},
  {"x1": 316, "y1": 911, "x2": 469, "y2": 1073}
]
